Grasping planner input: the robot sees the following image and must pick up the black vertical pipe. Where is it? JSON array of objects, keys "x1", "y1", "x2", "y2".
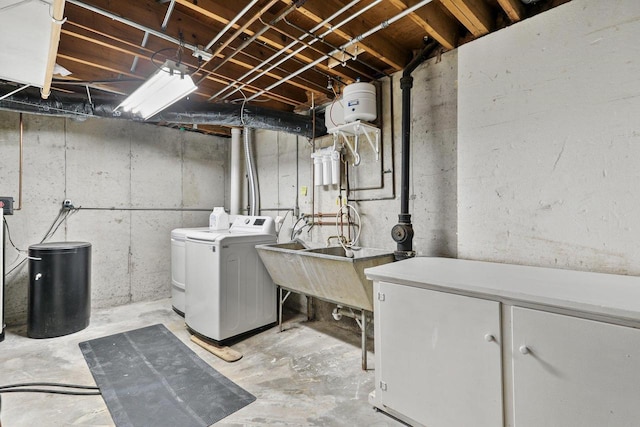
[{"x1": 392, "y1": 41, "x2": 438, "y2": 261}]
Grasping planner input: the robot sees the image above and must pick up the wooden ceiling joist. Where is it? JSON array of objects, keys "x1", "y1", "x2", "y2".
[
  {"x1": 173, "y1": 0, "x2": 357, "y2": 84},
  {"x1": 388, "y1": 0, "x2": 459, "y2": 50},
  {"x1": 497, "y1": 0, "x2": 525, "y2": 22},
  {"x1": 292, "y1": 0, "x2": 409, "y2": 72},
  {"x1": 439, "y1": 0, "x2": 493, "y2": 36},
  {"x1": 62, "y1": 13, "x2": 323, "y2": 106}
]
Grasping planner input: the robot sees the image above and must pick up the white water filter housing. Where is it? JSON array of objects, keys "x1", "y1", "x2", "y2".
[
  {"x1": 322, "y1": 150, "x2": 332, "y2": 186},
  {"x1": 312, "y1": 152, "x2": 323, "y2": 186},
  {"x1": 331, "y1": 149, "x2": 340, "y2": 185},
  {"x1": 343, "y1": 82, "x2": 377, "y2": 123}
]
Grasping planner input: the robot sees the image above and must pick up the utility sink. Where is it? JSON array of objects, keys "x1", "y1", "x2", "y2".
[{"x1": 255, "y1": 242, "x2": 394, "y2": 312}]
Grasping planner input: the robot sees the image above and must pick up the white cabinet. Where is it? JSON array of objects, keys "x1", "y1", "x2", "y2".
[
  {"x1": 375, "y1": 282, "x2": 503, "y2": 427},
  {"x1": 512, "y1": 307, "x2": 640, "y2": 427},
  {"x1": 366, "y1": 257, "x2": 640, "y2": 427}
]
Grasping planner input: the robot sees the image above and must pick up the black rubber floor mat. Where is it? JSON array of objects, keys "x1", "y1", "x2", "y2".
[{"x1": 79, "y1": 324, "x2": 255, "y2": 427}]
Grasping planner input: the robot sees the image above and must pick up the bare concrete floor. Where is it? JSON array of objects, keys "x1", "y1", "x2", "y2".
[{"x1": 0, "y1": 299, "x2": 402, "y2": 426}]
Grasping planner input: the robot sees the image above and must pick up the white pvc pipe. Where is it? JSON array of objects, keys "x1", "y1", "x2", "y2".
[{"x1": 230, "y1": 128, "x2": 243, "y2": 215}]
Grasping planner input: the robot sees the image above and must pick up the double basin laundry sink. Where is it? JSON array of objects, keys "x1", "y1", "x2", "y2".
[{"x1": 255, "y1": 241, "x2": 394, "y2": 312}]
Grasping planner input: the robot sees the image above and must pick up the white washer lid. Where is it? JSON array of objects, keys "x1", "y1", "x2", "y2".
[
  {"x1": 171, "y1": 227, "x2": 209, "y2": 240},
  {"x1": 185, "y1": 229, "x2": 231, "y2": 242}
]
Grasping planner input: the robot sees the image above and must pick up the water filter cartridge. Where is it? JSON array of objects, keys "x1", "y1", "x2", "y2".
[
  {"x1": 322, "y1": 150, "x2": 332, "y2": 186},
  {"x1": 331, "y1": 149, "x2": 340, "y2": 185},
  {"x1": 312, "y1": 152, "x2": 323, "y2": 186}
]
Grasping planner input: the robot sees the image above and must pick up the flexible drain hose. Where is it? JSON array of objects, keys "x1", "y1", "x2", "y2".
[{"x1": 244, "y1": 127, "x2": 260, "y2": 216}]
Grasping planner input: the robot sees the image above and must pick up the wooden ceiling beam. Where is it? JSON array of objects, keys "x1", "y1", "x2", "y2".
[
  {"x1": 439, "y1": 0, "x2": 493, "y2": 37},
  {"x1": 62, "y1": 20, "x2": 315, "y2": 106},
  {"x1": 291, "y1": 0, "x2": 409, "y2": 71},
  {"x1": 173, "y1": 0, "x2": 357, "y2": 84},
  {"x1": 57, "y1": 38, "x2": 302, "y2": 108},
  {"x1": 497, "y1": 0, "x2": 525, "y2": 22},
  {"x1": 387, "y1": 0, "x2": 459, "y2": 50}
]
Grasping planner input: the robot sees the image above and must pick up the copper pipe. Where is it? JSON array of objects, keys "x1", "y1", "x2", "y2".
[{"x1": 314, "y1": 221, "x2": 359, "y2": 227}]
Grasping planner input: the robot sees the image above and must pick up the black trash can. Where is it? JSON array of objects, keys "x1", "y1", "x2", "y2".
[{"x1": 28, "y1": 242, "x2": 91, "y2": 338}]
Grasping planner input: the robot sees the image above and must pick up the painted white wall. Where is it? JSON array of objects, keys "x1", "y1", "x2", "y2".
[
  {"x1": 0, "y1": 113, "x2": 227, "y2": 324},
  {"x1": 458, "y1": 0, "x2": 640, "y2": 274}
]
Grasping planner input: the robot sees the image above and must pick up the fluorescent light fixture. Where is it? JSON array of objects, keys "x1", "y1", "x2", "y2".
[{"x1": 117, "y1": 60, "x2": 197, "y2": 120}]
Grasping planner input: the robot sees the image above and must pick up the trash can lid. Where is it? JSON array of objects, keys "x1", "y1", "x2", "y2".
[{"x1": 29, "y1": 241, "x2": 91, "y2": 251}]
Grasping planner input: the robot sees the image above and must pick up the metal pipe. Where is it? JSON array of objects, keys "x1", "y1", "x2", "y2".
[
  {"x1": 199, "y1": 0, "x2": 279, "y2": 76},
  {"x1": 160, "y1": 0, "x2": 176, "y2": 30},
  {"x1": 247, "y1": 0, "x2": 433, "y2": 102},
  {"x1": 244, "y1": 128, "x2": 259, "y2": 215},
  {"x1": 67, "y1": 0, "x2": 201, "y2": 53},
  {"x1": 212, "y1": 0, "x2": 365, "y2": 101},
  {"x1": 257, "y1": 20, "x2": 376, "y2": 82},
  {"x1": 230, "y1": 128, "x2": 243, "y2": 215},
  {"x1": 130, "y1": 32, "x2": 149, "y2": 73},
  {"x1": 196, "y1": 1, "x2": 298, "y2": 85},
  {"x1": 280, "y1": 15, "x2": 386, "y2": 77},
  {"x1": 0, "y1": 84, "x2": 30, "y2": 101},
  {"x1": 392, "y1": 40, "x2": 438, "y2": 260},
  {"x1": 204, "y1": 0, "x2": 260, "y2": 51}
]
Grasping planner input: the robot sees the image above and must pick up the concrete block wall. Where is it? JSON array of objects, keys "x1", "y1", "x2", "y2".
[
  {"x1": 457, "y1": 0, "x2": 640, "y2": 275},
  {"x1": 1, "y1": 113, "x2": 227, "y2": 324}
]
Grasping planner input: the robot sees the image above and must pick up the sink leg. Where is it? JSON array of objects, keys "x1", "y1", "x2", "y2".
[
  {"x1": 307, "y1": 295, "x2": 314, "y2": 321},
  {"x1": 362, "y1": 309, "x2": 367, "y2": 371},
  {"x1": 278, "y1": 288, "x2": 292, "y2": 332},
  {"x1": 278, "y1": 287, "x2": 283, "y2": 332}
]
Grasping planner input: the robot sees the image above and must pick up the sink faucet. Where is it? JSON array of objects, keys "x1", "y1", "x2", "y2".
[{"x1": 326, "y1": 235, "x2": 347, "y2": 247}]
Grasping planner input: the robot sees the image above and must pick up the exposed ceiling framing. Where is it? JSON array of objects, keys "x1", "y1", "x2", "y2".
[{"x1": 0, "y1": 0, "x2": 570, "y2": 137}]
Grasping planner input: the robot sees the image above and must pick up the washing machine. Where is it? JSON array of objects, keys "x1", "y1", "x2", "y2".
[
  {"x1": 170, "y1": 227, "x2": 211, "y2": 316},
  {"x1": 185, "y1": 216, "x2": 277, "y2": 343}
]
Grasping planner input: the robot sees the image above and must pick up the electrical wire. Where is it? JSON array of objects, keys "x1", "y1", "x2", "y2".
[
  {"x1": 274, "y1": 209, "x2": 291, "y2": 240},
  {"x1": 0, "y1": 382, "x2": 99, "y2": 391},
  {"x1": 0, "y1": 389, "x2": 101, "y2": 395},
  {"x1": 3, "y1": 206, "x2": 81, "y2": 278}
]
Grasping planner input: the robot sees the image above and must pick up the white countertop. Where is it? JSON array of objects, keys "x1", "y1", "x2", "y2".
[{"x1": 365, "y1": 257, "x2": 640, "y2": 324}]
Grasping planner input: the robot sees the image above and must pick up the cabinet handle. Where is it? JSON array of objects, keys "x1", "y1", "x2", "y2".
[
  {"x1": 484, "y1": 334, "x2": 495, "y2": 342},
  {"x1": 519, "y1": 345, "x2": 530, "y2": 355}
]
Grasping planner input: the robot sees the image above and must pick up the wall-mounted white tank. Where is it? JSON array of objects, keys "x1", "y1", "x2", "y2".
[
  {"x1": 325, "y1": 98, "x2": 345, "y2": 133},
  {"x1": 343, "y1": 82, "x2": 377, "y2": 123}
]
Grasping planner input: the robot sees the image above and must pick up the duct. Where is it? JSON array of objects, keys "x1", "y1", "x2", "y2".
[
  {"x1": 0, "y1": 92, "x2": 326, "y2": 138},
  {"x1": 391, "y1": 40, "x2": 438, "y2": 261},
  {"x1": 244, "y1": 128, "x2": 259, "y2": 216},
  {"x1": 230, "y1": 128, "x2": 243, "y2": 216},
  {"x1": 246, "y1": 0, "x2": 434, "y2": 102}
]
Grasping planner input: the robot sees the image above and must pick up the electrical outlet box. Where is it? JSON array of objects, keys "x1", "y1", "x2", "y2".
[{"x1": 0, "y1": 197, "x2": 14, "y2": 215}]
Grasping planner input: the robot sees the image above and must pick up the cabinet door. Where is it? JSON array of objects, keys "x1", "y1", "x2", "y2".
[
  {"x1": 375, "y1": 282, "x2": 503, "y2": 427},
  {"x1": 512, "y1": 307, "x2": 640, "y2": 427}
]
